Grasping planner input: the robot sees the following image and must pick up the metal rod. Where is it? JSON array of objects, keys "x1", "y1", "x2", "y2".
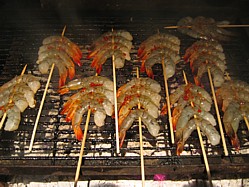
[
  {"x1": 74, "y1": 109, "x2": 91, "y2": 187},
  {"x1": 0, "y1": 64, "x2": 27, "y2": 130},
  {"x1": 161, "y1": 57, "x2": 175, "y2": 144},
  {"x1": 28, "y1": 63, "x2": 55, "y2": 152},
  {"x1": 207, "y1": 68, "x2": 228, "y2": 156},
  {"x1": 183, "y1": 70, "x2": 213, "y2": 187},
  {"x1": 136, "y1": 67, "x2": 145, "y2": 187},
  {"x1": 164, "y1": 24, "x2": 249, "y2": 29}
]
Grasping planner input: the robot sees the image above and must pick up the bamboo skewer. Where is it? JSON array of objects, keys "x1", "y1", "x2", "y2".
[
  {"x1": 29, "y1": 26, "x2": 66, "y2": 152},
  {"x1": 0, "y1": 64, "x2": 27, "y2": 130},
  {"x1": 111, "y1": 28, "x2": 120, "y2": 154},
  {"x1": 136, "y1": 67, "x2": 145, "y2": 187},
  {"x1": 74, "y1": 109, "x2": 91, "y2": 187},
  {"x1": 161, "y1": 57, "x2": 175, "y2": 144},
  {"x1": 207, "y1": 68, "x2": 228, "y2": 156},
  {"x1": 164, "y1": 24, "x2": 249, "y2": 29},
  {"x1": 183, "y1": 71, "x2": 213, "y2": 187},
  {"x1": 74, "y1": 71, "x2": 98, "y2": 186},
  {"x1": 28, "y1": 63, "x2": 55, "y2": 152}
]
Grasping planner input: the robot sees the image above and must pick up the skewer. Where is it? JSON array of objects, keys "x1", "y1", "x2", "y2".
[
  {"x1": 74, "y1": 109, "x2": 91, "y2": 187},
  {"x1": 74, "y1": 72, "x2": 98, "y2": 185},
  {"x1": 244, "y1": 116, "x2": 249, "y2": 131},
  {"x1": 111, "y1": 28, "x2": 120, "y2": 154},
  {"x1": 28, "y1": 63, "x2": 55, "y2": 152},
  {"x1": 183, "y1": 71, "x2": 213, "y2": 187},
  {"x1": 161, "y1": 57, "x2": 175, "y2": 144},
  {"x1": 29, "y1": 26, "x2": 66, "y2": 152},
  {"x1": 136, "y1": 67, "x2": 145, "y2": 187},
  {"x1": 164, "y1": 24, "x2": 249, "y2": 29},
  {"x1": 0, "y1": 64, "x2": 27, "y2": 130},
  {"x1": 207, "y1": 68, "x2": 228, "y2": 156}
]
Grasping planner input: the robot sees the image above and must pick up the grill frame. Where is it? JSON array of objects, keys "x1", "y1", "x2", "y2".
[{"x1": 0, "y1": 3, "x2": 249, "y2": 182}]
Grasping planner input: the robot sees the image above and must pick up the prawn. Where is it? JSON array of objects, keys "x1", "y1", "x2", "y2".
[
  {"x1": 117, "y1": 77, "x2": 161, "y2": 97},
  {"x1": 119, "y1": 109, "x2": 160, "y2": 147},
  {"x1": 42, "y1": 36, "x2": 82, "y2": 60},
  {"x1": 58, "y1": 76, "x2": 114, "y2": 95},
  {"x1": 176, "y1": 118, "x2": 220, "y2": 155}
]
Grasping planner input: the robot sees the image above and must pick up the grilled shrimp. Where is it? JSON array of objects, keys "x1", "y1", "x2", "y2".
[
  {"x1": 138, "y1": 39, "x2": 180, "y2": 59},
  {"x1": 176, "y1": 106, "x2": 216, "y2": 131},
  {"x1": 92, "y1": 30, "x2": 133, "y2": 47},
  {"x1": 0, "y1": 74, "x2": 41, "y2": 93},
  {"x1": 119, "y1": 109, "x2": 160, "y2": 147},
  {"x1": 177, "y1": 16, "x2": 207, "y2": 39},
  {"x1": 223, "y1": 102, "x2": 242, "y2": 150},
  {"x1": 118, "y1": 95, "x2": 159, "y2": 126},
  {"x1": 117, "y1": 87, "x2": 161, "y2": 107},
  {"x1": 176, "y1": 118, "x2": 220, "y2": 155},
  {"x1": 216, "y1": 80, "x2": 249, "y2": 111},
  {"x1": 91, "y1": 49, "x2": 126, "y2": 74},
  {"x1": 59, "y1": 76, "x2": 114, "y2": 95},
  {"x1": 169, "y1": 83, "x2": 212, "y2": 107},
  {"x1": 42, "y1": 36, "x2": 82, "y2": 60},
  {"x1": 88, "y1": 42, "x2": 131, "y2": 60},
  {"x1": 39, "y1": 41, "x2": 81, "y2": 66},
  {"x1": 64, "y1": 92, "x2": 113, "y2": 140},
  {"x1": 4, "y1": 105, "x2": 21, "y2": 131},
  {"x1": 0, "y1": 83, "x2": 37, "y2": 108},
  {"x1": 142, "y1": 52, "x2": 176, "y2": 79},
  {"x1": 177, "y1": 16, "x2": 234, "y2": 41},
  {"x1": 117, "y1": 77, "x2": 161, "y2": 97},
  {"x1": 191, "y1": 54, "x2": 227, "y2": 74},
  {"x1": 195, "y1": 63, "x2": 224, "y2": 87},
  {"x1": 138, "y1": 33, "x2": 180, "y2": 54}
]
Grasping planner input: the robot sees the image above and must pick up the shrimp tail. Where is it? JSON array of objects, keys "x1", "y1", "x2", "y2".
[
  {"x1": 146, "y1": 68, "x2": 154, "y2": 79},
  {"x1": 66, "y1": 107, "x2": 78, "y2": 122},
  {"x1": 58, "y1": 87, "x2": 70, "y2": 95},
  {"x1": 119, "y1": 130, "x2": 126, "y2": 148},
  {"x1": 176, "y1": 141, "x2": 184, "y2": 156},
  {"x1": 96, "y1": 64, "x2": 103, "y2": 75},
  {"x1": 68, "y1": 66, "x2": 75, "y2": 80},
  {"x1": 73, "y1": 57, "x2": 82, "y2": 66},
  {"x1": 73, "y1": 124, "x2": 83, "y2": 141},
  {"x1": 194, "y1": 76, "x2": 201, "y2": 86},
  {"x1": 160, "y1": 103, "x2": 168, "y2": 116},
  {"x1": 140, "y1": 60, "x2": 146, "y2": 72},
  {"x1": 231, "y1": 135, "x2": 240, "y2": 151},
  {"x1": 59, "y1": 71, "x2": 68, "y2": 88}
]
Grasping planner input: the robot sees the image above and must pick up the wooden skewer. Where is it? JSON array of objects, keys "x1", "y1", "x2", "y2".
[
  {"x1": 61, "y1": 25, "x2": 67, "y2": 37},
  {"x1": 164, "y1": 24, "x2": 249, "y2": 29},
  {"x1": 111, "y1": 28, "x2": 120, "y2": 154},
  {"x1": 29, "y1": 26, "x2": 66, "y2": 152},
  {"x1": 243, "y1": 116, "x2": 249, "y2": 131},
  {"x1": 207, "y1": 68, "x2": 228, "y2": 156},
  {"x1": 161, "y1": 57, "x2": 175, "y2": 144},
  {"x1": 74, "y1": 109, "x2": 91, "y2": 187},
  {"x1": 74, "y1": 72, "x2": 98, "y2": 186},
  {"x1": 28, "y1": 63, "x2": 55, "y2": 152},
  {"x1": 183, "y1": 71, "x2": 213, "y2": 187},
  {"x1": 0, "y1": 64, "x2": 27, "y2": 130},
  {"x1": 136, "y1": 67, "x2": 145, "y2": 187}
]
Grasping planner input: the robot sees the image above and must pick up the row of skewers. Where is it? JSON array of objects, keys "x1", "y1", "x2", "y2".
[{"x1": 0, "y1": 16, "x2": 248, "y2": 156}]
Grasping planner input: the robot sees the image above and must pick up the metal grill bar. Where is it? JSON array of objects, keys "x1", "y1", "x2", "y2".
[{"x1": 0, "y1": 10, "x2": 249, "y2": 181}]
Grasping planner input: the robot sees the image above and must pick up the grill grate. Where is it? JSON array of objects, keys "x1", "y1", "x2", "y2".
[{"x1": 0, "y1": 11, "x2": 249, "y2": 181}]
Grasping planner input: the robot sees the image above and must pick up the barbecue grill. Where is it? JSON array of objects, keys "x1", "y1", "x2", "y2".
[{"x1": 0, "y1": 0, "x2": 249, "y2": 185}]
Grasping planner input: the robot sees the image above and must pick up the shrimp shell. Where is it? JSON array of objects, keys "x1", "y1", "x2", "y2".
[
  {"x1": 59, "y1": 76, "x2": 114, "y2": 95},
  {"x1": 117, "y1": 78, "x2": 161, "y2": 97},
  {"x1": 176, "y1": 106, "x2": 216, "y2": 131},
  {"x1": 119, "y1": 109, "x2": 160, "y2": 147}
]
